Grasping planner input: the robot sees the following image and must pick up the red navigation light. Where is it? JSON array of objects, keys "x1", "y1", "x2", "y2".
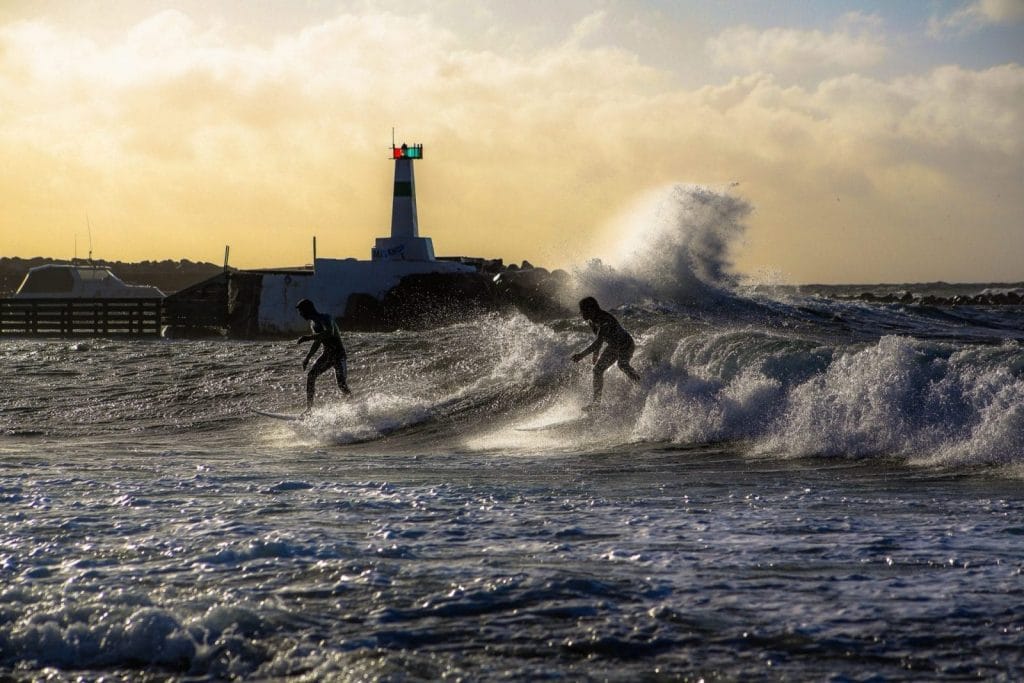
[{"x1": 392, "y1": 144, "x2": 423, "y2": 160}]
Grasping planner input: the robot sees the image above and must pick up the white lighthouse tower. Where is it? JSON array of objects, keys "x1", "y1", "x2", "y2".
[{"x1": 372, "y1": 143, "x2": 435, "y2": 261}]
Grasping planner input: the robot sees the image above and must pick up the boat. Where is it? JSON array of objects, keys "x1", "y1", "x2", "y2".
[{"x1": 13, "y1": 263, "x2": 164, "y2": 299}]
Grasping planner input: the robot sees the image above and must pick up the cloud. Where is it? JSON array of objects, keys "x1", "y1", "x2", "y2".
[
  {"x1": 0, "y1": 9, "x2": 667, "y2": 265},
  {"x1": 929, "y1": 0, "x2": 1024, "y2": 37},
  {"x1": 682, "y1": 63, "x2": 1024, "y2": 280},
  {"x1": 0, "y1": 7, "x2": 1021, "y2": 282},
  {"x1": 567, "y1": 9, "x2": 608, "y2": 47},
  {"x1": 706, "y1": 18, "x2": 888, "y2": 79}
]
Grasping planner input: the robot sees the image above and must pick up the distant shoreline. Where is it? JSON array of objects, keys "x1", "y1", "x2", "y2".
[{"x1": 2, "y1": 256, "x2": 1021, "y2": 301}]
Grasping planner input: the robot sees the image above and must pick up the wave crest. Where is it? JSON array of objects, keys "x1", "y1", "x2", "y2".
[
  {"x1": 631, "y1": 331, "x2": 1024, "y2": 467},
  {"x1": 571, "y1": 184, "x2": 752, "y2": 309}
]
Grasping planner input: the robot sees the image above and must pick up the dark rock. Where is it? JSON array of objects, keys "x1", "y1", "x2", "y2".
[
  {"x1": 480, "y1": 259, "x2": 504, "y2": 275},
  {"x1": 493, "y1": 269, "x2": 574, "y2": 321},
  {"x1": 377, "y1": 272, "x2": 511, "y2": 330},
  {"x1": 340, "y1": 266, "x2": 575, "y2": 330},
  {"x1": 342, "y1": 293, "x2": 388, "y2": 331}
]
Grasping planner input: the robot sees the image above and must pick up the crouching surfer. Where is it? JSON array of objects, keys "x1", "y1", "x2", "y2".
[
  {"x1": 571, "y1": 296, "x2": 641, "y2": 409},
  {"x1": 295, "y1": 299, "x2": 351, "y2": 412}
]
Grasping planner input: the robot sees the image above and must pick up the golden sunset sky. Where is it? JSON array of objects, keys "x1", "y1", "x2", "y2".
[{"x1": 1, "y1": 0, "x2": 1022, "y2": 283}]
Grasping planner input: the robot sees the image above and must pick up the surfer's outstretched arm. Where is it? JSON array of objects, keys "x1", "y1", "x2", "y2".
[
  {"x1": 296, "y1": 326, "x2": 334, "y2": 345},
  {"x1": 302, "y1": 340, "x2": 322, "y2": 370},
  {"x1": 571, "y1": 334, "x2": 605, "y2": 363},
  {"x1": 572, "y1": 340, "x2": 597, "y2": 362}
]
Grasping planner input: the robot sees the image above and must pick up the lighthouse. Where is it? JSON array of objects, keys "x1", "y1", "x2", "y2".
[
  {"x1": 372, "y1": 143, "x2": 436, "y2": 261},
  {"x1": 247, "y1": 140, "x2": 474, "y2": 335}
]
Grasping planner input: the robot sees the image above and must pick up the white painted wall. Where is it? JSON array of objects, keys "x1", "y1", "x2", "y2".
[{"x1": 257, "y1": 257, "x2": 474, "y2": 334}]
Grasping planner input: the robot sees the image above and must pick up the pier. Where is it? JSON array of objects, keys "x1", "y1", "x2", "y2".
[{"x1": 0, "y1": 298, "x2": 163, "y2": 337}]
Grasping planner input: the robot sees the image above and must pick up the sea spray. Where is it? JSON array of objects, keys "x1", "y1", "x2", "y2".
[
  {"x1": 613, "y1": 184, "x2": 750, "y2": 292},
  {"x1": 308, "y1": 314, "x2": 580, "y2": 445},
  {"x1": 569, "y1": 184, "x2": 752, "y2": 309}
]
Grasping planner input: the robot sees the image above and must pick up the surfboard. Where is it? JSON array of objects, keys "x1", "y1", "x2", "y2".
[
  {"x1": 254, "y1": 409, "x2": 306, "y2": 422},
  {"x1": 515, "y1": 414, "x2": 593, "y2": 432}
]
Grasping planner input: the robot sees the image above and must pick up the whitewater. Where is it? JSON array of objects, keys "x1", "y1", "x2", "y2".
[{"x1": 2, "y1": 185, "x2": 1023, "y2": 680}]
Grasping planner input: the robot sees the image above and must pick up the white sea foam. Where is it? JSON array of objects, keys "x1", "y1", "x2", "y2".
[
  {"x1": 300, "y1": 314, "x2": 577, "y2": 446},
  {"x1": 525, "y1": 182, "x2": 1024, "y2": 465},
  {"x1": 625, "y1": 331, "x2": 1024, "y2": 465}
]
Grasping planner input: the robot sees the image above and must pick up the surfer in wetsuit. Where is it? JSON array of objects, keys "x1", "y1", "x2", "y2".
[
  {"x1": 571, "y1": 296, "x2": 641, "y2": 408},
  {"x1": 295, "y1": 299, "x2": 351, "y2": 411}
]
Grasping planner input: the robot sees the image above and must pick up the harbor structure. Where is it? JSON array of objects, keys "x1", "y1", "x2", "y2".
[
  {"x1": 248, "y1": 142, "x2": 474, "y2": 334},
  {"x1": 0, "y1": 143, "x2": 565, "y2": 338}
]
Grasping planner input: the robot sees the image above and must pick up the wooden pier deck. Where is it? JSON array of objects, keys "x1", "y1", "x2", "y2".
[{"x1": 0, "y1": 298, "x2": 164, "y2": 337}]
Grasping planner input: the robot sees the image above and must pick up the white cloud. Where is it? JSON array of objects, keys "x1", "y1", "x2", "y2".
[
  {"x1": 707, "y1": 21, "x2": 888, "y2": 79},
  {"x1": 981, "y1": 0, "x2": 1024, "y2": 21},
  {"x1": 836, "y1": 11, "x2": 886, "y2": 30},
  {"x1": 0, "y1": 7, "x2": 1021, "y2": 281},
  {"x1": 929, "y1": 0, "x2": 1024, "y2": 37},
  {"x1": 568, "y1": 10, "x2": 608, "y2": 47}
]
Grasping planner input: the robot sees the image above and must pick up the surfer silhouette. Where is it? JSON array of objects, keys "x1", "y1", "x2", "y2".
[
  {"x1": 571, "y1": 296, "x2": 641, "y2": 408},
  {"x1": 295, "y1": 299, "x2": 350, "y2": 411}
]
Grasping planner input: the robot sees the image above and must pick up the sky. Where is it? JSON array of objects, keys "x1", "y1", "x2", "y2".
[{"x1": 1, "y1": 0, "x2": 1022, "y2": 284}]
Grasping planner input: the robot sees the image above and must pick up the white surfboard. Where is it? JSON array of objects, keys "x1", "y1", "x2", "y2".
[
  {"x1": 515, "y1": 414, "x2": 593, "y2": 432},
  {"x1": 254, "y1": 409, "x2": 306, "y2": 422}
]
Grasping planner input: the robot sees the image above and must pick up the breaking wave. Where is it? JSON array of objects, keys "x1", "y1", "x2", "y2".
[
  {"x1": 248, "y1": 310, "x2": 1024, "y2": 470},
  {"x1": 3, "y1": 185, "x2": 1022, "y2": 472},
  {"x1": 568, "y1": 183, "x2": 752, "y2": 310},
  {"x1": 630, "y1": 330, "x2": 1024, "y2": 467}
]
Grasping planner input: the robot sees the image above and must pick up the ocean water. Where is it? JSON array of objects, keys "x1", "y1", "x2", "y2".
[{"x1": 3, "y1": 186, "x2": 1024, "y2": 680}]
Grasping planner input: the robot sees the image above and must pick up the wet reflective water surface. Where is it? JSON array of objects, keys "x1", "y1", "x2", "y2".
[{"x1": 2, "y1": 330, "x2": 1023, "y2": 680}]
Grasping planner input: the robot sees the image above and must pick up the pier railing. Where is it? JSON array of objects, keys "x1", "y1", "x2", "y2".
[{"x1": 0, "y1": 298, "x2": 163, "y2": 337}]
